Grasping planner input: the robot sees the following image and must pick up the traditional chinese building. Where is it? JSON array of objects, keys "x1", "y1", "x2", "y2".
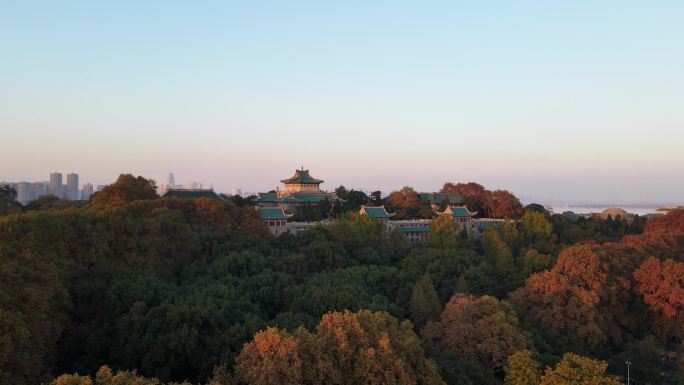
[
  {"x1": 418, "y1": 192, "x2": 465, "y2": 210},
  {"x1": 359, "y1": 205, "x2": 393, "y2": 224},
  {"x1": 256, "y1": 207, "x2": 291, "y2": 236},
  {"x1": 256, "y1": 168, "x2": 345, "y2": 211}
]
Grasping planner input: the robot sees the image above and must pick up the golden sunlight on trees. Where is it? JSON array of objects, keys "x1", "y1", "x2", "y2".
[
  {"x1": 504, "y1": 350, "x2": 540, "y2": 385},
  {"x1": 428, "y1": 214, "x2": 459, "y2": 249},
  {"x1": 89, "y1": 174, "x2": 158, "y2": 205},
  {"x1": 539, "y1": 353, "x2": 620, "y2": 385},
  {"x1": 44, "y1": 365, "x2": 191, "y2": 385},
  {"x1": 232, "y1": 310, "x2": 445, "y2": 385},
  {"x1": 633, "y1": 257, "x2": 684, "y2": 320},
  {"x1": 422, "y1": 294, "x2": 531, "y2": 372}
]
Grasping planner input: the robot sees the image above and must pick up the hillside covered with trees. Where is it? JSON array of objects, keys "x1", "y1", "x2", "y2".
[{"x1": 1, "y1": 175, "x2": 682, "y2": 385}]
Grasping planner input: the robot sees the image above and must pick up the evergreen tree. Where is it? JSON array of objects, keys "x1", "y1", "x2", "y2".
[{"x1": 409, "y1": 274, "x2": 442, "y2": 329}]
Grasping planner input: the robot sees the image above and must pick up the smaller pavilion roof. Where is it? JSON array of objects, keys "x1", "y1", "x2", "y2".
[
  {"x1": 359, "y1": 205, "x2": 393, "y2": 219},
  {"x1": 257, "y1": 207, "x2": 289, "y2": 220},
  {"x1": 439, "y1": 206, "x2": 477, "y2": 217},
  {"x1": 281, "y1": 169, "x2": 324, "y2": 184}
]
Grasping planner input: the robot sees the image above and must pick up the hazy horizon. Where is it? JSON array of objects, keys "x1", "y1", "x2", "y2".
[{"x1": 2, "y1": 1, "x2": 683, "y2": 204}]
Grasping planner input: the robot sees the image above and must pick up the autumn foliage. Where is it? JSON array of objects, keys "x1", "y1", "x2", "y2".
[
  {"x1": 634, "y1": 257, "x2": 684, "y2": 319},
  {"x1": 422, "y1": 294, "x2": 531, "y2": 371},
  {"x1": 233, "y1": 310, "x2": 445, "y2": 385},
  {"x1": 441, "y1": 182, "x2": 523, "y2": 219}
]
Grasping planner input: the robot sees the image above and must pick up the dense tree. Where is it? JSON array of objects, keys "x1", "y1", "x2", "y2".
[
  {"x1": 44, "y1": 365, "x2": 191, "y2": 385},
  {"x1": 386, "y1": 186, "x2": 432, "y2": 219},
  {"x1": 539, "y1": 353, "x2": 620, "y2": 385},
  {"x1": 232, "y1": 310, "x2": 446, "y2": 385},
  {"x1": 511, "y1": 247, "x2": 600, "y2": 346},
  {"x1": 486, "y1": 190, "x2": 523, "y2": 219},
  {"x1": 504, "y1": 350, "x2": 540, "y2": 385},
  {"x1": 428, "y1": 214, "x2": 459, "y2": 249},
  {"x1": 89, "y1": 174, "x2": 158, "y2": 205},
  {"x1": 633, "y1": 257, "x2": 684, "y2": 320},
  {"x1": 0, "y1": 185, "x2": 21, "y2": 215},
  {"x1": 440, "y1": 182, "x2": 488, "y2": 217},
  {"x1": 24, "y1": 195, "x2": 81, "y2": 210},
  {"x1": 335, "y1": 186, "x2": 369, "y2": 213},
  {"x1": 234, "y1": 328, "x2": 302, "y2": 385},
  {"x1": 422, "y1": 294, "x2": 531, "y2": 371},
  {"x1": 410, "y1": 274, "x2": 442, "y2": 329}
]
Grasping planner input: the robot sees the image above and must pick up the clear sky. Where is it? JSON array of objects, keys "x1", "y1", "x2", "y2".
[{"x1": 1, "y1": 1, "x2": 682, "y2": 204}]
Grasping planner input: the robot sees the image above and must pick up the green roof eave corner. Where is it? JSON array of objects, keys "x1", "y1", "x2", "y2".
[
  {"x1": 359, "y1": 205, "x2": 394, "y2": 219},
  {"x1": 257, "y1": 207, "x2": 290, "y2": 220},
  {"x1": 439, "y1": 206, "x2": 477, "y2": 217},
  {"x1": 280, "y1": 168, "x2": 324, "y2": 184}
]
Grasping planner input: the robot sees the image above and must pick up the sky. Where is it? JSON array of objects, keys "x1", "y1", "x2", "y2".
[{"x1": 1, "y1": 1, "x2": 683, "y2": 204}]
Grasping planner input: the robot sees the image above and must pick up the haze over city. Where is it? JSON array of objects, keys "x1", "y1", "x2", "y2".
[{"x1": 2, "y1": 1, "x2": 683, "y2": 204}]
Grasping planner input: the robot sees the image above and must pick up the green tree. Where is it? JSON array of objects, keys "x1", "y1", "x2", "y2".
[
  {"x1": 44, "y1": 365, "x2": 191, "y2": 385},
  {"x1": 0, "y1": 185, "x2": 21, "y2": 215},
  {"x1": 89, "y1": 174, "x2": 158, "y2": 205},
  {"x1": 428, "y1": 214, "x2": 458, "y2": 249},
  {"x1": 504, "y1": 350, "x2": 541, "y2": 385},
  {"x1": 409, "y1": 274, "x2": 442, "y2": 329}
]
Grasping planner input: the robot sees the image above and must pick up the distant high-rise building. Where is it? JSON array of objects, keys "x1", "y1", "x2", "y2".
[
  {"x1": 189, "y1": 181, "x2": 202, "y2": 190},
  {"x1": 66, "y1": 173, "x2": 79, "y2": 200},
  {"x1": 16, "y1": 182, "x2": 31, "y2": 205},
  {"x1": 96, "y1": 184, "x2": 105, "y2": 192},
  {"x1": 31, "y1": 182, "x2": 48, "y2": 201},
  {"x1": 167, "y1": 173, "x2": 176, "y2": 188},
  {"x1": 81, "y1": 183, "x2": 94, "y2": 200},
  {"x1": 50, "y1": 172, "x2": 63, "y2": 198}
]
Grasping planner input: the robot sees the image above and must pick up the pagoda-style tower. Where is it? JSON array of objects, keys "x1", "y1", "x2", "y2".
[{"x1": 279, "y1": 168, "x2": 324, "y2": 196}]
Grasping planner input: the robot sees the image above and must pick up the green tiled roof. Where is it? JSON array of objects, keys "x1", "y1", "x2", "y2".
[
  {"x1": 256, "y1": 192, "x2": 345, "y2": 204},
  {"x1": 287, "y1": 193, "x2": 344, "y2": 203},
  {"x1": 256, "y1": 192, "x2": 278, "y2": 202},
  {"x1": 257, "y1": 207, "x2": 288, "y2": 220},
  {"x1": 442, "y1": 206, "x2": 476, "y2": 217},
  {"x1": 419, "y1": 192, "x2": 465, "y2": 204},
  {"x1": 280, "y1": 169, "x2": 324, "y2": 184},
  {"x1": 360, "y1": 206, "x2": 392, "y2": 219},
  {"x1": 162, "y1": 189, "x2": 225, "y2": 202},
  {"x1": 397, "y1": 226, "x2": 430, "y2": 233}
]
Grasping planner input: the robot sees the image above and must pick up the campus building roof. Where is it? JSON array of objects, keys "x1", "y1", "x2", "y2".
[
  {"x1": 257, "y1": 207, "x2": 289, "y2": 220},
  {"x1": 359, "y1": 205, "x2": 393, "y2": 219},
  {"x1": 161, "y1": 189, "x2": 225, "y2": 202},
  {"x1": 280, "y1": 169, "x2": 324, "y2": 184}
]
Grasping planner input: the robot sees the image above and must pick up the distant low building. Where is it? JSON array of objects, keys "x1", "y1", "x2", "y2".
[
  {"x1": 256, "y1": 207, "x2": 290, "y2": 236},
  {"x1": 359, "y1": 205, "x2": 393, "y2": 224},
  {"x1": 161, "y1": 188, "x2": 225, "y2": 202},
  {"x1": 389, "y1": 219, "x2": 430, "y2": 243},
  {"x1": 418, "y1": 192, "x2": 465, "y2": 210}
]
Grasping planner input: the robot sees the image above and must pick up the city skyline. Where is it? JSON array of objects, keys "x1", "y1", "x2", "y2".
[{"x1": 2, "y1": 2, "x2": 683, "y2": 204}]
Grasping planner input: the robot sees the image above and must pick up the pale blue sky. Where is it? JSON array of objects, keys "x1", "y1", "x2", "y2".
[{"x1": 1, "y1": 1, "x2": 683, "y2": 203}]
